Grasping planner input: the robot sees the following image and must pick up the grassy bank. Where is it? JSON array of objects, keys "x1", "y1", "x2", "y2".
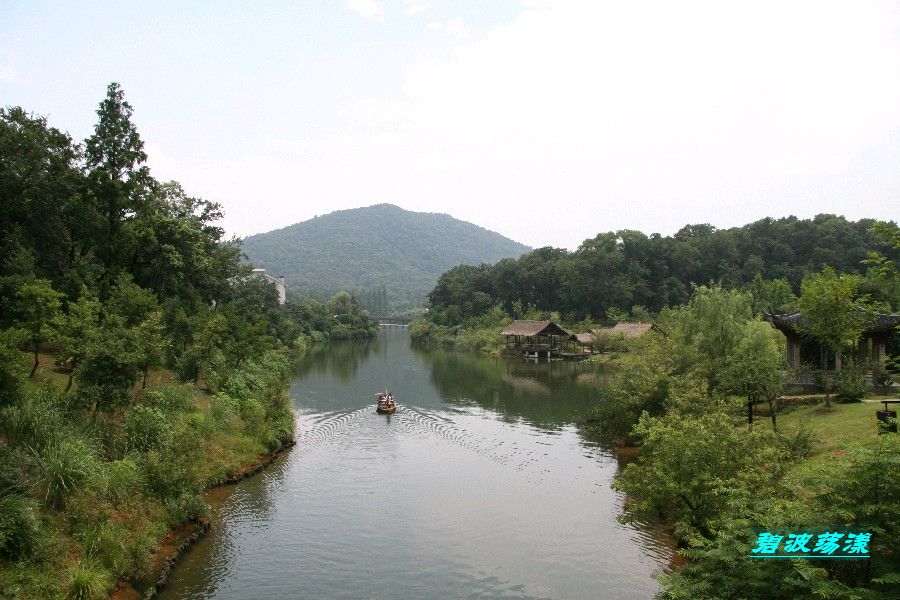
[{"x1": 0, "y1": 351, "x2": 295, "y2": 600}]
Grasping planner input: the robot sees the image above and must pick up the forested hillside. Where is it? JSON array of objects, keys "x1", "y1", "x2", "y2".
[
  {"x1": 240, "y1": 204, "x2": 530, "y2": 313},
  {"x1": 425, "y1": 215, "x2": 900, "y2": 324}
]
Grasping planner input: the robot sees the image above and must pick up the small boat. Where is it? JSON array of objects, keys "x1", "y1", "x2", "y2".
[{"x1": 375, "y1": 391, "x2": 397, "y2": 414}]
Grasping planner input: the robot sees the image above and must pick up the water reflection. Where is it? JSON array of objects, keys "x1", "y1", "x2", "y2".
[
  {"x1": 292, "y1": 336, "x2": 380, "y2": 382},
  {"x1": 413, "y1": 345, "x2": 613, "y2": 431}
]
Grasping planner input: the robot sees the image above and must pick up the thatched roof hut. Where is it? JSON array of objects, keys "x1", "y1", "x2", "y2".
[
  {"x1": 607, "y1": 322, "x2": 653, "y2": 337},
  {"x1": 502, "y1": 320, "x2": 571, "y2": 354},
  {"x1": 501, "y1": 320, "x2": 570, "y2": 337},
  {"x1": 573, "y1": 332, "x2": 597, "y2": 345}
]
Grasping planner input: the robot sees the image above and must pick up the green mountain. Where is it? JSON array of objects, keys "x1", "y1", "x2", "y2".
[{"x1": 240, "y1": 204, "x2": 530, "y2": 313}]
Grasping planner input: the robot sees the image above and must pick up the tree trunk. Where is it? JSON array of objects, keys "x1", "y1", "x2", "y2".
[
  {"x1": 767, "y1": 397, "x2": 777, "y2": 432},
  {"x1": 142, "y1": 367, "x2": 148, "y2": 389},
  {"x1": 29, "y1": 341, "x2": 39, "y2": 378}
]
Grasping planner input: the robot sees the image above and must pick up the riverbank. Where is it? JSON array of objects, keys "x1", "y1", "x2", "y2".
[
  {"x1": 109, "y1": 437, "x2": 296, "y2": 599},
  {"x1": 0, "y1": 350, "x2": 295, "y2": 600}
]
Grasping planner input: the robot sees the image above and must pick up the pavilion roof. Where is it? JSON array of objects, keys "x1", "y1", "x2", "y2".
[
  {"x1": 501, "y1": 320, "x2": 570, "y2": 337},
  {"x1": 765, "y1": 311, "x2": 900, "y2": 334},
  {"x1": 573, "y1": 332, "x2": 597, "y2": 344}
]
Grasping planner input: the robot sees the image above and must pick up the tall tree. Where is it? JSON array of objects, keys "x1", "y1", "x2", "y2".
[{"x1": 84, "y1": 82, "x2": 152, "y2": 271}]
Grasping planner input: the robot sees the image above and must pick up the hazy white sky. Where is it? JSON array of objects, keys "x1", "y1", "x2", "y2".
[{"x1": 2, "y1": 0, "x2": 899, "y2": 249}]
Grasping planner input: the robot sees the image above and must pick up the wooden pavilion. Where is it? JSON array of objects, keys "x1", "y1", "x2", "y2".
[
  {"x1": 765, "y1": 311, "x2": 900, "y2": 370},
  {"x1": 501, "y1": 320, "x2": 571, "y2": 358}
]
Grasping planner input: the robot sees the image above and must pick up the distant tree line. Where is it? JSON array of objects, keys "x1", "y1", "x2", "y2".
[{"x1": 426, "y1": 216, "x2": 899, "y2": 325}]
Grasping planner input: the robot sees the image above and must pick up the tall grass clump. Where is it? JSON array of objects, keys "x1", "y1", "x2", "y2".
[
  {"x1": 0, "y1": 386, "x2": 65, "y2": 451},
  {"x1": 32, "y1": 439, "x2": 97, "y2": 509},
  {"x1": 65, "y1": 559, "x2": 113, "y2": 600},
  {"x1": 74, "y1": 520, "x2": 157, "y2": 581},
  {"x1": 101, "y1": 456, "x2": 144, "y2": 505}
]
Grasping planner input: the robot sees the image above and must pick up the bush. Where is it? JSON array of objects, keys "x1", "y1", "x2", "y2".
[
  {"x1": 835, "y1": 366, "x2": 866, "y2": 402},
  {"x1": 781, "y1": 420, "x2": 818, "y2": 459},
  {"x1": 145, "y1": 383, "x2": 196, "y2": 412},
  {"x1": 0, "y1": 493, "x2": 40, "y2": 559},
  {"x1": 329, "y1": 323, "x2": 353, "y2": 339},
  {"x1": 0, "y1": 330, "x2": 25, "y2": 407},
  {"x1": 872, "y1": 365, "x2": 894, "y2": 389},
  {"x1": 163, "y1": 491, "x2": 207, "y2": 526},
  {"x1": 66, "y1": 559, "x2": 113, "y2": 600},
  {"x1": 407, "y1": 318, "x2": 431, "y2": 339},
  {"x1": 207, "y1": 394, "x2": 238, "y2": 430},
  {"x1": 0, "y1": 446, "x2": 28, "y2": 496},
  {"x1": 123, "y1": 405, "x2": 171, "y2": 452},
  {"x1": 141, "y1": 426, "x2": 204, "y2": 505},
  {"x1": 884, "y1": 354, "x2": 900, "y2": 374}
]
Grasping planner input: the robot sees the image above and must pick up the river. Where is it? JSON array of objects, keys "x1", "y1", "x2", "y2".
[{"x1": 160, "y1": 327, "x2": 671, "y2": 599}]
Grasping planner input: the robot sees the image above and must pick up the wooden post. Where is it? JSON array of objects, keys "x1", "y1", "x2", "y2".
[{"x1": 873, "y1": 334, "x2": 887, "y2": 365}]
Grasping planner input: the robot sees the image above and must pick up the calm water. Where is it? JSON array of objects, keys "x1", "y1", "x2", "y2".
[{"x1": 161, "y1": 327, "x2": 670, "y2": 599}]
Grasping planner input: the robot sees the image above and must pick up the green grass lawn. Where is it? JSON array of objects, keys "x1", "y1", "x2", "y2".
[
  {"x1": 764, "y1": 400, "x2": 895, "y2": 477},
  {"x1": 777, "y1": 402, "x2": 881, "y2": 451}
]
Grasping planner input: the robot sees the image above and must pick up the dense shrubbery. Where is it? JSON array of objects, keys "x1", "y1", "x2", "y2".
[
  {"x1": 582, "y1": 286, "x2": 787, "y2": 443},
  {"x1": 600, "y1": 285, "x2": 900, "y2": 598},
  {"x1": 642, "y1": 434, "x2": 900, "y2": 599},
  {"x1": 0, "y1": 350, "x2": 294, "y2": 597},
  {"x1": 835, "y1": 365, "x2": 868, "y2": 402},
  {"x1": 410, "y1": 305, "x2": 512, "y2": 353},
  {"x1": 281, "y1": 291, "x2": 378, "y2": 342}
]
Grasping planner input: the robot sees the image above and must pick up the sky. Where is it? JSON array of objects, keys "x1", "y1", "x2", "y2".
[{"x1": 2, "y1": 0, "x2": 899, "y2": 249}]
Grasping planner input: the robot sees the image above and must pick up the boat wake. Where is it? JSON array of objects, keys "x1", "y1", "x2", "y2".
[
  {"x1": 395, "y1": 407, "x2": 553, "y2": 484},
  {"x1": 295, "y1": 406, "x2": 369, "y2": 449}
]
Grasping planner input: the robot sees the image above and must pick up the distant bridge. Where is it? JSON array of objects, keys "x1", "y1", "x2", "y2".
[{"x1": 372, "y1": 316, "x2": 414, "y2": 326}]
